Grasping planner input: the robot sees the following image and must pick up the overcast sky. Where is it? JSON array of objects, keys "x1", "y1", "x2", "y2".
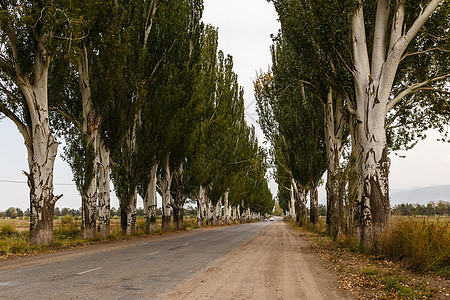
[{"x1": 0, "y1": 0, "x2": 449, "y2": 211}]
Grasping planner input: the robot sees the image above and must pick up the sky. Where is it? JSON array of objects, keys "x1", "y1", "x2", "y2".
[{"x1": 1, "y1": 0, "x2": 449, "y2": 211}]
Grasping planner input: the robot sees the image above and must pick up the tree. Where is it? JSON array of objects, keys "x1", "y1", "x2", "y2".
[
  {"x1": 0, "y1": 2, "x2": 74, "y2": 245},
  {"x1": 270, "y1": 0, "x2": 449, "y2": 245}
]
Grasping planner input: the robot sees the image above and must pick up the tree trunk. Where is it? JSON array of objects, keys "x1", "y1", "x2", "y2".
[
  {"x1": 293, "y1": 182, "x2": 307, "y2": 226},
  {"x1": 79, "y1": 47, "x2": 98, "y2": 239},
  {"x1": 171, "y1": 163, "x2": 185, "y2": 231},
  {"x1": 144, "y1": 163, "x2": 158, "y2": 233},
  {"x1": 309, "y1": 185, "x2": 319, "y2": 226},
  {"x1": 289, "y1": 179, "x2": 296, "y2": 220},
  {"x1": 18, "y1": 47, "x2": 60, "y2": 246},
  {"x1": 352, "y1": 5, "x2": 391, "y2": 245},
  {"x1": 323, "y1": 90, "x2": 345, "y2": 238},
  {"x1": 223, "y1": 189, "x2": 231, "y2": 224},
  {"x1": 237, "y1": 204, "x2": 241, "y2": 222},
  {"x1": 26, "y1": 120, "x2": 60, "y2": 246},
  {"x1": 97, "y1": 136, "x2": 110, "y2": 238},
  {"x1": 173, "y1": 205, "x2": 184, "y2": 230},
  {"x1": 121, "y1": 188, "x2": 137, "y2": 235},
  {"x1": 349, "y1": 0, "x2": 442, "y2": 245},
  {"x1": 197, "y1": 185, "x2": 205, "y2": 227},
  {"x1": 214, "y1": 199, "x2": 222, "y2": 226},
  {"x1": 160, "y1": 155, "x2": 172, "y2": 230}
]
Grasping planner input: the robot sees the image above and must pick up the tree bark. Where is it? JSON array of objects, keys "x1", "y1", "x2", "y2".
[
  {"x1": 144, "y1": 163, "x2": 158, "y2": 233},
  {"x1": 293, "y1": 181, "x2": 307, "y2": 226},
  {"x1": 159, "y1": 154, "x2": 172, "y2": 230},
  {"x1": 197, "y1": 185, "x2": 205, "y2": 227},
  {"x1": 223, "y1": 189, "x2": 231, "y2": 224},
  {"x1": 171, "y1": 163, "x2": 185, "y2": 230},
  {"x1": 18, "y1": 40, "x2": 60, "y2": 246},
  {"x1": 97, "y1": 136, "x2": 111, "y2": 238},
  {"x1": 309, "y1": 185, "x2": 319, "y2": 226},
  {"x1": 214, "y1": 199, "x2": 222, "y2": 226},
  {"x1": 289, "y1": 178, "x2": 297, "y2": 220},
  {"x1": 324, "y1": 90, "x2": 345, "y2": 238},
  {"x1": 79, "y1": 45, "x2": 98, "y2": 239},
  {"x1": 121, "y1": 187, "x2": 137, "y2": 235}
]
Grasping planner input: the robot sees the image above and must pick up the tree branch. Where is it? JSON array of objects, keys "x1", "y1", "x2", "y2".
[
  {"x1": 49, "y1": 107, "x2": 82, "y2": 129},
  {"x1": 387, "y1": 73, "x2": 450, "y2": 111},
  {"x1": 372, "y1": 0, "x2": 390, "y2": 79},
  {"x1": 401, "y1": 47, "x2": 449, "y2": 61},
  {"x1": 0, "y1": 102, "x2": 30, "y2": 143},
  {"x1": 403, "y1": 0, "x2": 444, "y2": 46}
]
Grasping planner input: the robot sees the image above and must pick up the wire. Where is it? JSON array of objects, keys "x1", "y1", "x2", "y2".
[{"x1": 0, "y1": 179, "x2": 75, "y2": 186}]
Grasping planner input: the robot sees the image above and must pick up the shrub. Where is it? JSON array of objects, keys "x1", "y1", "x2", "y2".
[
  {"x1": 54, "y1": 215, "x2": 81, "y2": 239},
  {"x1": 0, "y1": 222, "x2": 17, "y2": 236}
]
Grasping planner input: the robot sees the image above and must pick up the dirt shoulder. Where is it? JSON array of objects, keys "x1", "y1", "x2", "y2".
[
  {"x1": 300, "y1": 226, "x2": 450, "y2": 300},
  {"x1": 163, "y1": 220, "x2": 354, "y2": 300}
]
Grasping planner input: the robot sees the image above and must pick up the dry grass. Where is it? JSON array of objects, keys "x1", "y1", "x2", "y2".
[
  {"x1": 378, "y1": 217, "x2": 449, "y2": 277},
  {"x1": 0, "y1": 216, "x2": 208, "y2": 257},
  {"x1": 291, "y1": 216, "x2": 450, "y2": 299}
]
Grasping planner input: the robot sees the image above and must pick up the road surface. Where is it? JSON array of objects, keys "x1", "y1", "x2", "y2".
[{"x1": 0, "y1": 219, "x2": 352, "y2": 299}]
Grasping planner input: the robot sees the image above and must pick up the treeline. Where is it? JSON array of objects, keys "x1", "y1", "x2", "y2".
[
  {"x1": 392, "y1": 201, "x2": 450, "y2": 217},
  {"x1": 0, "y1": 206, "x2": 199, "y2": 219},
  {"x1": 0, "y1": 1, "x2": 273, "y2": 246},
  {"x1": 257, "y1": 0, "x2": 449, "y2": 246}
]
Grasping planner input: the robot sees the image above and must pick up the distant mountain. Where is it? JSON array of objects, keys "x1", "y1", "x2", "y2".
[{"x1": 390, "y1": 185, "x2": 450, "y2": 206}]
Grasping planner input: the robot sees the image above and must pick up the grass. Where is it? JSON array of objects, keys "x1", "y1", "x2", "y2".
[
  {"x1": 378, "y1": 217, "x2": 449, "y2": 277},
  {"x1": 0, "y1": 215, "x2": 240, "y2": 257},
  {"x1": 291, "y1": 216, "x2": 449, "y2": 299}
]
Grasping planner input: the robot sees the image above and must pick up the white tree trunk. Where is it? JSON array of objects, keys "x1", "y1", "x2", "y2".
[
  {"x1": 197, "y1": 185, "x2": 205, "y2": 227},
  {"x1": 159, "y1": 154, "x2": 172, "y2": 230},
  {"x1": 289, "y1": 179, "x2": 296, "y2": 220},
  {"x1": 124, "y1": 187, "x2": 137, "y2": 235},
  {"x1": 79, "y1": 45, "x2": 98, "y2": 239},
  {"x1": 223, "y1": 189, "x2": 231, "y2": 224},
  {"x1": 350, "y1": 0, "x2": 442, "y2": 245},
  {"x1": 17, "y1": 42, "x2": 60, "y2": 246},
  {"x1": 324, "y1": 90, "x2": 345, "y2": 238},
  {"x1": 310, "y1": 185, "x2": 319, "y2": 225},
  {"x1": 214, "y1": 199, "x2": 222, "y2": 225},
  {"x1": 237, "y1": 204, "x2": 241, "y2": 222},
  {"x1": 97, "y1": 136, "x2": 110, "y2": 238},
  {"x1": 144, "y1": 162, "x2": 158, "y2": 232}
]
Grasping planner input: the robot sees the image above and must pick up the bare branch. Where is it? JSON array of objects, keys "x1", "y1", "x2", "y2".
[
  {"x1": 401, "y1": 47, "x2": 449, "y2": 61},
  {"x1": 387, "y1": 73, "x2": 450, "y2": 111}
]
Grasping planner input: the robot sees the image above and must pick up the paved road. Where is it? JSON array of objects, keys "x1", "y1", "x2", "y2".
[{"x1": 0, "y1": 222, "x2": 270, "y2": 299}]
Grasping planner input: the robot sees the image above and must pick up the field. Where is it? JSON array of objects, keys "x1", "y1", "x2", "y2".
[{"x1": 0, "y1": 216, "x2": 200, "y2": 257}]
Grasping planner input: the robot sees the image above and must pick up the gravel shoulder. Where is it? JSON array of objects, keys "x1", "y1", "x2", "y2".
[{"x1": 163, "y1": 220, "x2": 354, "y2": 300}]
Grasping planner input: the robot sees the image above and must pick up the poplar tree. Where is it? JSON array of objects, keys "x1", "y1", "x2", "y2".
[{"x1": 0, "y1": 2, "x2": 76, "y2": 245}]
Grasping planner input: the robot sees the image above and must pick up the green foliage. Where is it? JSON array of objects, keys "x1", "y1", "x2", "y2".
[
  {"x1": 54, "y1": 215, "x2": 81, "y2": 239},
  {"x1": 392, "y1": 201, "x2": 450, "y2": 216}
]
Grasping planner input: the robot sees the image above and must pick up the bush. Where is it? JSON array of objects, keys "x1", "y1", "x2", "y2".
[
  {"x1": 0, "y1": 222, "x2": 17, "y2": 236},
  {"x1": 378, "y1": 218, "x2": 449, "y2": 275},
  {"x1": 54, "y1": 215, "x2": 81, "y2": 239}
]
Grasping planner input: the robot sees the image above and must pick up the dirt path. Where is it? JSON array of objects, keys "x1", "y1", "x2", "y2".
[{"x1": 163, "y1": 220, "x2": 354, "y2": 300}]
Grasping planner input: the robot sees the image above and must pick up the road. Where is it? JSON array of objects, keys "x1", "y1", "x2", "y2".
[
  {"x1": 0, "y1": 222, "x2": 270, "y2": 299},
  {"x1": 0, "y1": 219, "x2": 353, "y2": 299}
]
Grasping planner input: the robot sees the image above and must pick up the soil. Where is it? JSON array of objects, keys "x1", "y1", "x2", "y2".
[{"x1": 163, "y1": 220, "x2": 354, "y2": 300}]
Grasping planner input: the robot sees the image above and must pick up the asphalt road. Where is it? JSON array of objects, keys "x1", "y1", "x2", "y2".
[{"x1": 0, "y1": 221, "x2": 270, "y2": 299}]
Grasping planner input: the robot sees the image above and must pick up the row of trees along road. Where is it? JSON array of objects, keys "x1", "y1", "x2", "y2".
[
  {"x1": 0, "y1": 1, "x2": 274, "y2": 246},
  {"x1": 256, "y1": 0, "x2": 449, "y2": 246}
]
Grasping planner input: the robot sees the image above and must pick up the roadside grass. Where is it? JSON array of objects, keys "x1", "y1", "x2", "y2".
[
  {"x1": 378, "y1": 217, "x2": 449, "y2": 277},
  {"x1": 290, "y1": 217, "x2": 449, "y2": 299},
  {"x1": 0, "y1": 215, "x2": 244, "y2": 258}
]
